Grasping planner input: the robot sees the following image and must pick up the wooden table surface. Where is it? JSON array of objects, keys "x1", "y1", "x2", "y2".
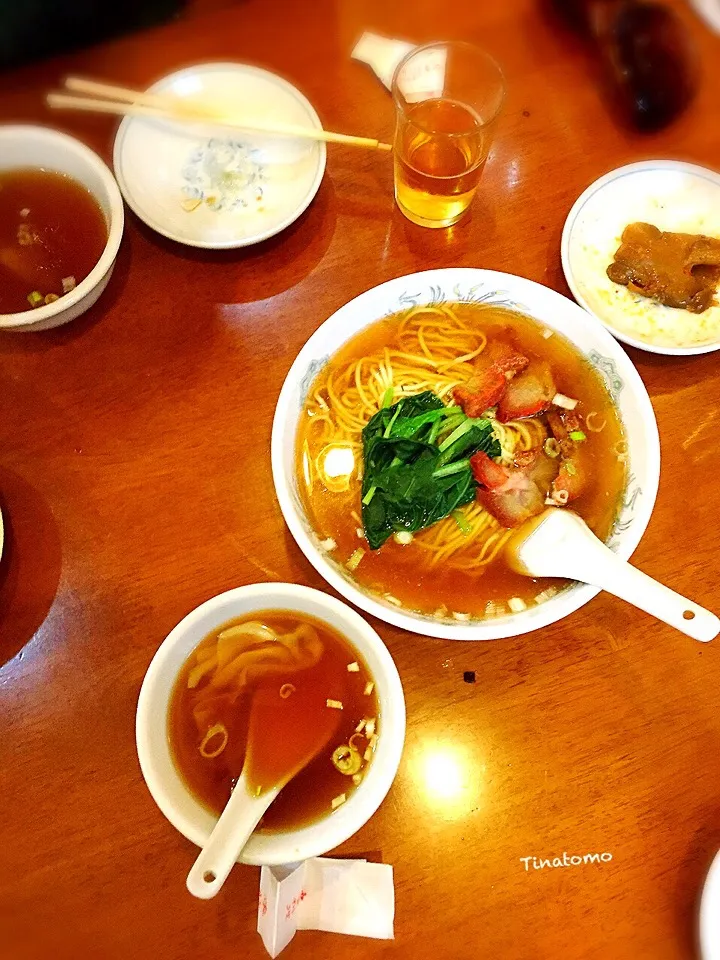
[{"x1": 2, "y1": 1, "x2": 720, "y2": 958}]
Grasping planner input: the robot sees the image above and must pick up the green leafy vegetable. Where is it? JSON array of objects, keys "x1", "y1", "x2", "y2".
[{"x1": 360, "y1": 391, "x2": 500, "y2": 550}]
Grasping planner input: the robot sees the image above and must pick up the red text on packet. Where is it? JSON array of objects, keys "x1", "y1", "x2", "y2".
[{"x1": 285, "y1": 892, "x2": 308, "y2": 920}]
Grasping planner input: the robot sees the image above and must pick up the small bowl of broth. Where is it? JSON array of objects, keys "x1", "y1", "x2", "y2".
[
  {"x1": 136, "y1": 583, "x2": 405, "y2": 866},
  {"x1": 0, "y1": 125, "x2": 124, "y2": 332}
]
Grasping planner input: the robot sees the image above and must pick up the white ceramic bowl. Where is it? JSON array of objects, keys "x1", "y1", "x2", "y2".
[
  {"x1": 562, "y1": 160, "x2": 720, "y2": 356},
  {"x1": 113, "y1": 63, "x2": 326, "y2": 249},
  {"x1": 272, "y1": 267, "x2": 661, "y2": 641},
  {"x1": 136, "y1": 583, "x2": 405, "y2": 866},
  {"x1": 0, "y1": 125, "x2": 124, "y2": 332},
  {"x1": 701, "y1": 849, "x2": 720, "y2": 960}
]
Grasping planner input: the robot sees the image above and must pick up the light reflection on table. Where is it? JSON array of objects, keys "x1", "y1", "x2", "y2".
[{"x1": 408, "y1": 736, "x2": 486, "y2": 821}]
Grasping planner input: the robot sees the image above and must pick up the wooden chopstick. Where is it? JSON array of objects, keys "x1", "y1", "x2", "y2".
[
  {"x1": 47, "y1": 78, "x2": 393, "y2": 152},
  {"x1": 65, "y1": 77, "x2": 175, "y2": 111}
]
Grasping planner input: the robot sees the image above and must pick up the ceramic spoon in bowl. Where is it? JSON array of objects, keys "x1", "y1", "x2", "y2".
[
  {"x1": 505, "y1": 508, "x2": 719, "y2": 642},
  {"x1": 186, "y1": 681, "x2": 342, "y2": 899}
]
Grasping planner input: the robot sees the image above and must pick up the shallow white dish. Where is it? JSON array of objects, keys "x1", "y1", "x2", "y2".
[
  {"x1": 113, "y1": 63, "x2": 326, "y2": 249},
  {"x1": 136, "y1": 583, "x2": 405, "y2": 866},
  {"x1": 272, "y1": 267, "x2": 661, "y2": 641},
  {"x1": 0, "y1": 125, "x2": 124, "y2": 332},
  {"x1": 562, "y1": 160, "x2": 720, "y2": 356},
  {"x1": 701, "y1": 849, "x2": 720, "y2": 960}
]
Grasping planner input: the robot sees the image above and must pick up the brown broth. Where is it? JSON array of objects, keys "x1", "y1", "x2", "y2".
[
  {"x1": 0, "y1": 168, "x2": 107, "y2": 314},
  {"x1": 168, "y1": 611, "x2": 379, "y2": 832},
  {"x1": 296, "y1": 304, "x2": 627, "y2": 618}
]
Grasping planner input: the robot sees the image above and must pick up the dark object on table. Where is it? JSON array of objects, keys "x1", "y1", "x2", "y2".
[
  {"x1": 550, "y1": 0, "x2": 698, "y2": 131},
  {"x1": 463, "y1": 671, "x2": 476, "y2": 684},
  {"x1": 0, "y1": 0, "x2": 187, "y2": 71}
]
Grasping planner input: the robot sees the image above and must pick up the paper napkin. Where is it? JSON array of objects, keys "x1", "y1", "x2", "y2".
[
  {"x1": 352, "y1": 31, "x2": 446, "y2": 101},
  {"x1": 689, "y1": 0, "x2": 720, "y2": 33},
  {"x1": 257, "y1": 857, "x2": 395, "y2": 957}
]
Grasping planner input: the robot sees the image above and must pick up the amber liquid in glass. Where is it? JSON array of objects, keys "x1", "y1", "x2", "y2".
[{"x1": 395, "y1": 99, "x2": 486, "y2": 228}]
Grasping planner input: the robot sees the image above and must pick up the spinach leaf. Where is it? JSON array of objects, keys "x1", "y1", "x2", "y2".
[
  {"x1": 363, "y1": 391, "x2": 446, "y2": 446},
  {"x1": 361, "y1": 391, "x2": 500, "y2": 550}
]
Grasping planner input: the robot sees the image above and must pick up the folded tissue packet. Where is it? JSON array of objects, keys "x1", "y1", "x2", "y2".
[{"x1": 257, "y1": 857, "x2": 394, "y2": 957}]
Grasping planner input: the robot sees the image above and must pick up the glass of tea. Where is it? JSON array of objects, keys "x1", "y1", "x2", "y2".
[{"x1": 391, "y1": 41, "x2": 505, "y2": 229}]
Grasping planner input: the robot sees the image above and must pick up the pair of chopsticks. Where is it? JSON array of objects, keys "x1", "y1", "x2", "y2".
[{"x1": 47, "y1": 77, "x2": 392, "y2": 152}]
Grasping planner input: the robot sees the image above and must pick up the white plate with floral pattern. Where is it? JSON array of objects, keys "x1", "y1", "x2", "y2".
[
  {"x1": 701, "y1": 849, "x2": 720, "y2": 960},
  {"x1": 113, "y1": 63, "x2": 326, "y2": 249},
  {"x1": 271, "y1": 268, "x2": 661, "y2": 641}
]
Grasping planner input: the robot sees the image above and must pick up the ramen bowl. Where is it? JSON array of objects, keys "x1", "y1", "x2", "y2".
[
  {"x1": 0, "y1": 125, "x2": 124, "y2": 332},
  {"x1": 272, "y1": 267, "x2": 661, "y2": 641},
  {"x1": 136, "y1": 583, "x2": 405, "y2": 866}
]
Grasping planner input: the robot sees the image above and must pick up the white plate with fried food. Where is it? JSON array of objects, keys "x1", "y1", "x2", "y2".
[{"x1": 562, "y1": 160, "x2": 720, "y2": 355}]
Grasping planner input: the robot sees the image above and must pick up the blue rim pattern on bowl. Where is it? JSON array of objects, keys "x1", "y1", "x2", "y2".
[{"x1": 273, "y1": 268, "x2": 660, "y2": 640}]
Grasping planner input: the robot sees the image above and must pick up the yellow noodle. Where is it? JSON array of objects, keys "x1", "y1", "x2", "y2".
[
  {"x1": 416, "y1": 325, "x2": 435, "y2": 361},
  {"x1": 301, "y1": 304, "x2": 540, "y2": 571},
  {"x1": 354, "y1": 360, "x2": 373, "y2": 411},
  {"x1": 437, "y1": 338, "x2": 487, "y2": 372}
]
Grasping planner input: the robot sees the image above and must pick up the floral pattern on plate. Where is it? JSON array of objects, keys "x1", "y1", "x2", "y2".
[{"x1": 181, "y1": 138, "x2": 265, "y2": 212}]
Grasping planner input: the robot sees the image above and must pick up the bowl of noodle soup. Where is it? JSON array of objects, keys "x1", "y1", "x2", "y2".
[{"x1": 272, "y1": 269, "x2": 660, "y2": 640}]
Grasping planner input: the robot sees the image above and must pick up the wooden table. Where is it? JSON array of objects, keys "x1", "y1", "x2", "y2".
[{"x1": 2, "y1": 1, "x2": 720, "y2": 957}]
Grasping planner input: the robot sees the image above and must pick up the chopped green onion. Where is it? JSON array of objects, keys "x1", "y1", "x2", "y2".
[
  {"x1": 565, "y1": 461, "x2": 577, "y2": 476},
  {"x1": 381, "y1": 386, "x2": 394, "y2": 409},
  {"x1": 346, "y1": 548, "x2": 365, "y2": 571},
  {"x1": 569, "y1": 431, "x2": 586, "y2": 442},
  {"x1": 453, "y1": 510, "x2": 472, "y2": 535},
  {"x1": 544, "y1": 438, "x2": 561, "y2": 458},
  {"x1": 27, "y1": 291, "x2": 43, "y2": 308},
  {"x1": 362, "y1": 485, "x2": 377, "y2": 506}
]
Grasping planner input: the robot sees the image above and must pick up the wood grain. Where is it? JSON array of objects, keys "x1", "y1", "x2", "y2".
[{"x1": 1, "y1": 1, "x2": 720, "y2": 958}]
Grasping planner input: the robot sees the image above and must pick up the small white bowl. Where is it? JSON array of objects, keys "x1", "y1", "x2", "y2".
[
  {"x1": 701, "y1": 849, "x2": 720, "y2": 960},
  {"x1": 0, "y1": 125, "x2": 124, "y2": 332},
  {"x1": 562, "y1": 160, "x2": 720, "y2": 356},
  {"x1": 272, "y1": 267, "x2": 661, "y2": 641},
  {"x1": 136, "y1": 583, "x2": 405, "y2": 866},
  {"x1": 113, "y1": 63, "x2": 326, "y2": 249}
]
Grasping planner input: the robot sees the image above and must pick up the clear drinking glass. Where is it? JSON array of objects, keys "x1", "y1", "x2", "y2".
[{"x1": 392, "y1": 41, "x2": 506, "y2": 228}]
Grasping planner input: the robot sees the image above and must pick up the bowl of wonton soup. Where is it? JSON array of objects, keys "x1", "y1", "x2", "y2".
[
  {"x1": 136, "y1": 583, "x2": 405, "y2": 866},
  {"x1": 271, "y1": 267, "x2": 661, "y2": 641}
]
